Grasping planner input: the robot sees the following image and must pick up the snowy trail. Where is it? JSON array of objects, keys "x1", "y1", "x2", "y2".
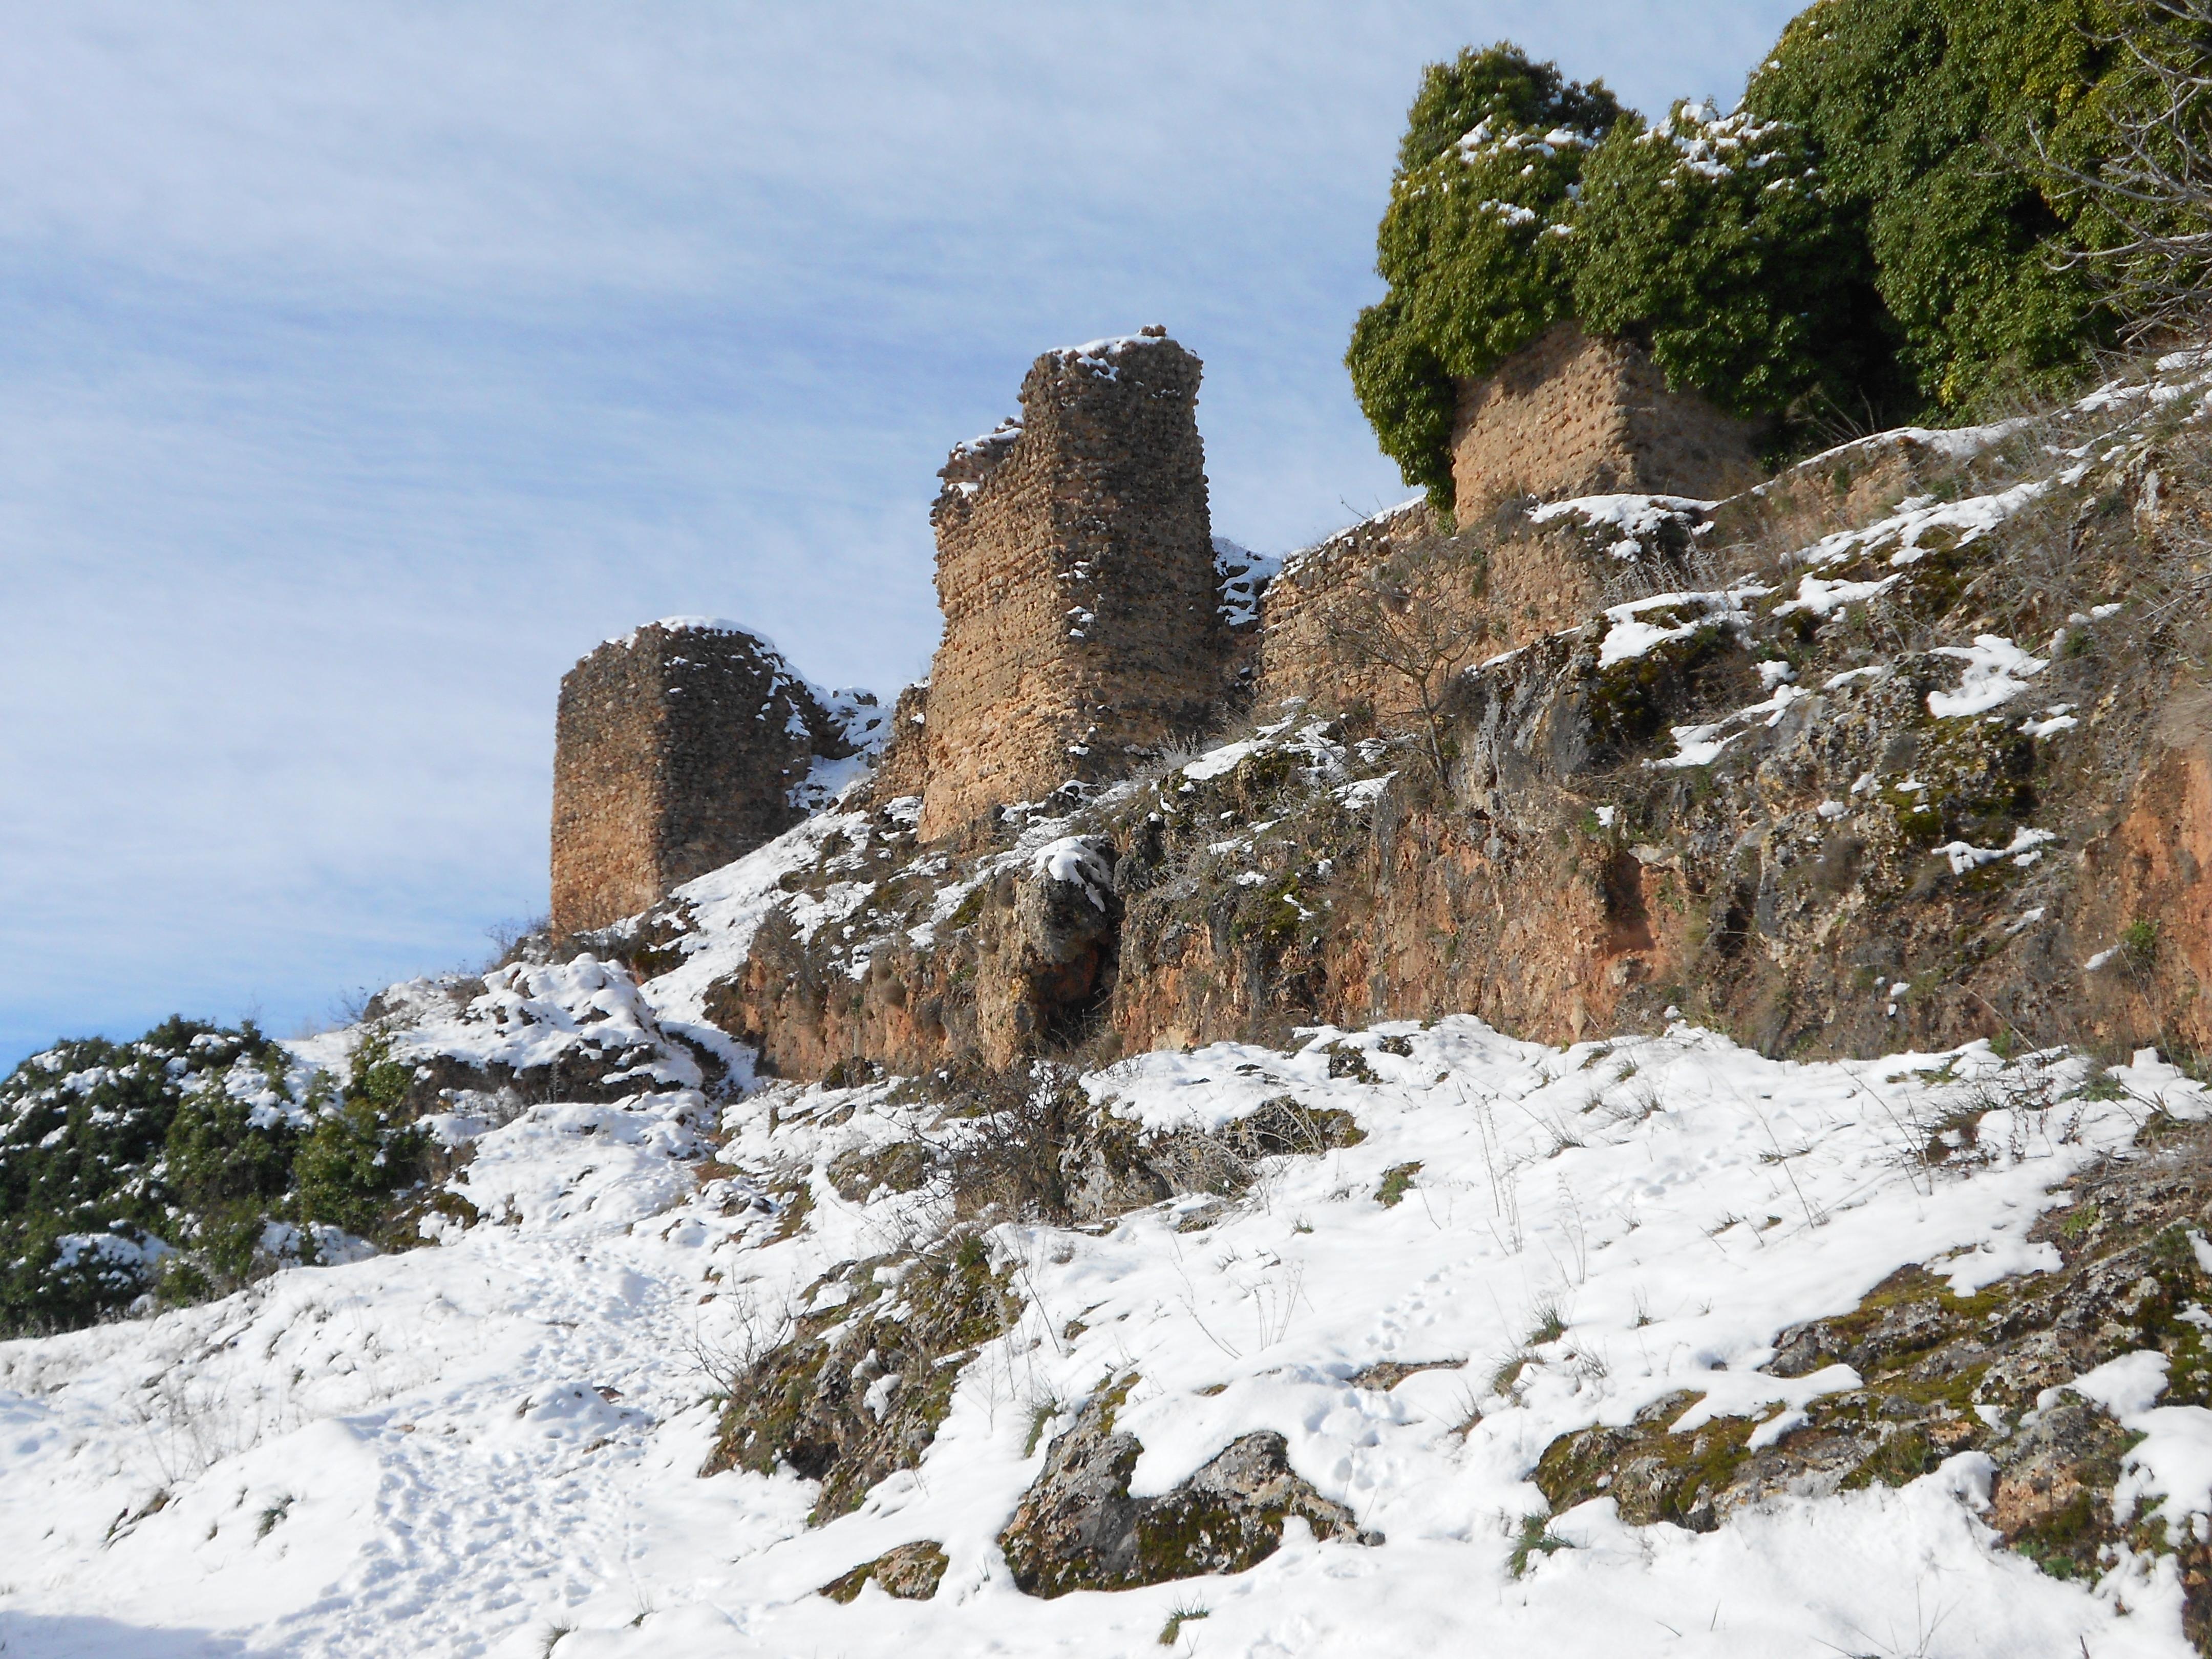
[{"x1": 2, "y1": 1020, "x2": 2208, "y2": 1657}]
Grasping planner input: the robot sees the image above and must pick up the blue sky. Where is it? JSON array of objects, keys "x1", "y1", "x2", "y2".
[{"x1": 0, "y1": 1, "x2": 1802, "y2": 1067}]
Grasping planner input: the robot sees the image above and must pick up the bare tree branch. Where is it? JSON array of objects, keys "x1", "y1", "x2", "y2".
[
  {"x1": 1317, "y1": 535, "x2": 1486, "y2": 780},
  {"x1": 2035, "y1": 0, "x2": 2212, "y2": 338}
]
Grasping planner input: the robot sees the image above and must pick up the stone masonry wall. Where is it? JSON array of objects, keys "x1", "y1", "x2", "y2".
[
  {"x1": 551, "y1": 621, "x2": 856, "y2": 935},
  {"x1": 1450, "y1": 323, "x2": 1764, "y2": 515},
  {"x1": 1254, "y1": 494, "x2": 1717, "y2": 724},
  {"x1": 868, "y1": 682, "x2": 933, "y2": 806},
  {"x1": 917, "y1": 330, "x2": 1221, "y2": 841}
]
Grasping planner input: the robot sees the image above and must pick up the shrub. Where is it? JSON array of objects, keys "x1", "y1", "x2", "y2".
[
  {"x1": 1747, "y1": 0, "x2": 2127, "y2": 412},
  {"x1": 163, "y1": 1068, "x2": 307, "y2": 1287},
  {"x1": 292, "y1": 1032, "x2": 428, "y2": 1241},
  {"x1": 1570, "y1": 102, "x2": 1896, "y2": 422},
  {"x1": 0, "y1": 1018, "x2": 287, "y2": 1331},
  {"x1": 1349, "y1": 2, "x2": 2171, "y2": 509},
  {"x1": 1347, "y1": 45, "x2": 1626, "y2": 506}
]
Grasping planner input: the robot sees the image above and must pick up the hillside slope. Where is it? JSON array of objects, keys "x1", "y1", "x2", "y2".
[
  {"x1": 4, "y1": 998, "x2": 2209, "y2": 1656},
  {"x1": 10, "y1": 352, "x2": 2212, "y2": 1656},
  {"x1": 646, "y1": 344, "x2": 2212, "y2": 1082}
]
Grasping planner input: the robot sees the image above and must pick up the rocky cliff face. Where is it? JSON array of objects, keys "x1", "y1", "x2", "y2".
[{"x1": 626, "y1": 348, "x2": 2212, "y2": 1086}]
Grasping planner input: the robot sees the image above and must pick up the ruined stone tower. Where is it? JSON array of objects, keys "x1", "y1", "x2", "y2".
[
  {"x1": 550, "y1": 620, "x2": 878, "y2": 934},
  {"x1": 916, "y1": 329, "x2": 1221, "y2": 841},
  {"x1": 1450, "y1": 323, "x2": 1764, "y2": 513}
]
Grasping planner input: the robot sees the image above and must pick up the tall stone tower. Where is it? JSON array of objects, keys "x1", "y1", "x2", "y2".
[
  {"x1": 550, "y1": 620, "x2": 877, "y2": 935},
  {"x1": 917, "y1": 329, "x2": 1221, "y2": 841}
]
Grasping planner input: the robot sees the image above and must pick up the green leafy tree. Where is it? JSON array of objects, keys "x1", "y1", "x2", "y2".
[
  {"x1": 1572, "y1": 102, "x2": 1904, "y2": 422},
  {"x1": 2035, "y1": 0, "x2": 2212, "y2": 338},
  {"x1": 1349, "y1": 3, "x2": 2167, "y2": 513},
  {"x1": 1747, "y1": 0, "x2": 2124, "y2": 410},
  {"x1": 1347, "y1": 45, "x2": 1626, "y2": 506}
]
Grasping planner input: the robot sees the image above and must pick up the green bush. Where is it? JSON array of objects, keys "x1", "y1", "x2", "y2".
[
  {"x1": 1349, "y1": 1, "x2": 2185, "y2": 511},
  {"x1": 1347, "y1": 45, "x2": 1626, "y2": 505},
  {"x1": 162, "y1": 1064, "x2": 308, "y2": 1286},
  {"x1": 293, "y1": 1032, "x2": 428, "y2": 1241},
  {"x1": 0, "y1": 1018, "x2": 434, "y2": 1332},
  {"x1": 1747, "y1": 0, "x2": 2125, "y2": 412},
  {"x1": 0, "y1": 1018, "x2": 282, "y2": 1330},
  {"x1": 1570, "y1": 102, "x2": 1898, "y2": 423}
]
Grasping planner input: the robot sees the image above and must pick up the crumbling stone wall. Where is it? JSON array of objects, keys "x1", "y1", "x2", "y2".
[
  {"x1": 551, "y1": 620, "x2": 859, "y2": 934},
  {"x1": 1451, "y1": 323, "x2": 1764, "y2": 514},
  {"x1": 1253, "y1": 501, "x2": 1442, "y2": 720},
  {"x1": 917, "y1": 330, "x2": 1221, "y2": 840},
  {"x1": 1253, "y1": 494, "x2": 1714, "y2": 724},
  {"x1": 868, "y1": 682, "x2": 933, "y2": 806}
]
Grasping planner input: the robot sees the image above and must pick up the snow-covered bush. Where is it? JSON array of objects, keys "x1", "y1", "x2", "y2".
[
  {"x1": 0, "y1": 1020, "x2": 295, "y2": 1330},
  {"x1": 0, "y1": 1020, "x2": 445, "y2": 1332},
  {"x1": 1347, "y1": 4, "x2": 2191, "y2": 512},
  {"x1": 290, "y1": 1031, "x2": 430, "y2": 1241}
]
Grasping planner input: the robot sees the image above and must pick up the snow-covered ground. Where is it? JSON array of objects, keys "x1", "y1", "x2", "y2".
[{"x1": 3, "y1": 1006, "x2": 2208, "y2": 1656}]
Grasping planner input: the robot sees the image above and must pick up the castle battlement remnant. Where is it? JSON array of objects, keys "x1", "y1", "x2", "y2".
[
  {"x1": 1450, "y1": 323, "x2": 1764, "y2": 515},
  {"x1": 916, "y1": 329, "x2": 1221, "y2": 841},
  {"x1": 550, "y1": 619, "x2": 880, "y2": 935}
]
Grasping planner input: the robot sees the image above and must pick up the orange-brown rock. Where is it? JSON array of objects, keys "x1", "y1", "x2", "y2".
[{"x1": 2071, "y1": 709, "x2": 2212, "y2": 1055}]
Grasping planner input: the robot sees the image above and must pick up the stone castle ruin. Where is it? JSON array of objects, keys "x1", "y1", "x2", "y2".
[
  {"x1": 910, "y1": 328, "x2": 1222, "y2": 840},
  {"x1": 549, "y1": 620, "x2": 879, "y2": 935},
  {"x1": 1449, "y1": 323, "x2": 1764, "y2": 515},
  {"x1": 548, "y1": 323, "x2": 1751, "y2": 928}
]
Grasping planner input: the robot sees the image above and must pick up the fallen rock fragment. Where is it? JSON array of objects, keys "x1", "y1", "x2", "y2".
[
  {"x1": 999, "y1": 1386, "x2": 1378, "y2": 1598},
  {"x1": 819, "y1": 1539, "x2": 949, "y2": 1603}
]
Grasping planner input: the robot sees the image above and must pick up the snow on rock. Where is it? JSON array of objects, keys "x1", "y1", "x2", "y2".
[
  {"x1": 632, "y1": 810, "x2": 877, "y2": 1067},
  {"x1": 1791, "y1": 481, "x2": 2055, "y2": 573},
  {"x1": 1030, "y1": 836, "x2": 1114, "y2": 911},
  {"x1": 1182, "y1": 738, "x2": 1262, "y2": 781},
  {"x1": 445, "y1": 958, "x2": 698, "y2": 1087},
  {"x1": 1528, "y1": 492, "x2": 1716, "y2": 560},
  {"x1": 1596, "y1": 586, "x2": 1768, "y2": 669},
  {"x1": 1045, "y1": 331, "x2": 1178, "y2": 382},
  {"x1": 605, "y1": 615, "x2": 775, "y2": 652},
  {"x1": 4, "y1": 1016, "x2": 2208, "y2": 1655},
  {"x1": 1649, "y1": 684, "x2": 1812, "y2": 770},
  {"x1": 1928, "y1": 634, "x2": 2050, "y2": 719},
  {"x1": 790, "y1": 687, "x2": 891, "y2": 815},
  {"x1": 1774, "y1": 571, "x2": 1902, "y2": 617},
  {"x1": 1937, "y1": 826, "x2": 2058, "y2": 877},
  {"x1": 1214, "y1": 536, "x2": 1281, "y2": 629},
  {"x1": 1276, "y1": 498, "x2": 1426, "y2": 583}
]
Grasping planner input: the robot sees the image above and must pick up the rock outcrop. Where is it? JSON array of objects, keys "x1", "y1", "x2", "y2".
[
  {"x1": 1534, "y1": 1109, "x2": 2212, "y2": 1642},
  {"x1": 634, "y1": 346, "x2": 2212, "y2": 1082},
  {"x1": 703, "y1": 1237, "x2": 1020, "y2": 1520},
  {"x1": 998, "y1": 1384, "x2": 1376, "y2": 1598}
]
